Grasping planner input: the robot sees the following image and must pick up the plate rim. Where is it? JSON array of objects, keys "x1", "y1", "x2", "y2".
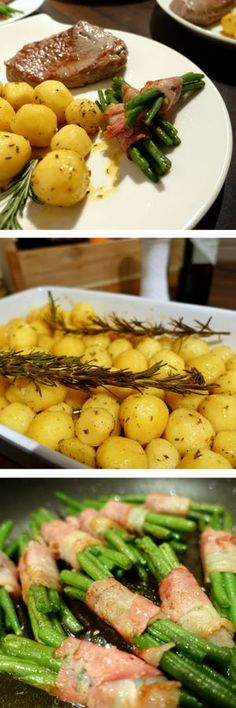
[
  {"x1": 0, "y1": 0, "x2": 44, "y2": 27},
  {"x1": 156, "y1": 0, "x2": 236, "y2": 46}
]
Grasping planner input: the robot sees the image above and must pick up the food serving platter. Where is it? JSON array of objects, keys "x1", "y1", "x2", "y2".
[
  {"x1": 0, "y1": 0, "x2": 44, "y2": 26},
  {"x1": 0, "y1": 476, "x2": 236, "y2": 708},
  {"x1": 0, "y1": 14, "x2": 233, "y2": 230},
  {"x1": 0, "y1": 285, "x2": 235, "y2": 469},
  {"x1": 157, "y1": 0, "x2": 236, "y2": 45}
]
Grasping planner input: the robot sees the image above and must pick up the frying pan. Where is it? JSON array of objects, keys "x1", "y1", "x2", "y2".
[{"x1": 0, "y1": 476, "x2": 236, "y2": 708}]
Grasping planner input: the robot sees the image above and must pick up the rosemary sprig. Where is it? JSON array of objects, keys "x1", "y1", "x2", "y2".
[
  {"x1": 0, "y1": 159, "x2": 38, "y2": 230},
  {"x1": 46, "y1": 294, "x2": 230, "y2": 340},
  {"x1": 0, "y1": 351, "x2": 207, "y2": 394}
]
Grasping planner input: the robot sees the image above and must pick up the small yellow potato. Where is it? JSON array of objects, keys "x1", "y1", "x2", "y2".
[
  {"x1": 179, "y1": 449, "x2": 232, "y2": 469},
  {"x1": 0, "y1": 402, "x2": 35, "y2": 434},
  {"x1": 227, "y1": 355, "x2": 236, "y2": 371},
  {"x1": 149, "y1": 349, "x2": 185, "y2": 378},
  {"x1": 0, "y1": 82, "x2": 3, "y2": 96},
  {"x1": 136, "y1": 337, "x2": 162, "y2": 360},
  {"x1": 0, "y1": 132, "x2": 31, "y2": 188},
  {"x1": 0, "y1": 98, "x2": 15, "y2": 130},
  {"x1": 51, "y1": 124, "x2": 92, "y2": 158},
  {"x1": 212, "y1": 371, "x2": 236, "y2": 395},
  {"x1": 52, "y1": 334, "x2": 85, "y2": 357},
  {"x1": 119, "y1": 394, "x2": 169, "y2": 445},
  {"x1": 48, "y1": 402, "x2": 73, "y2": 414},
  {"x1": 75, "y1": 407, "x2": 115, "y2": 447},
  {"x1": 108, "y1": 338, "x2": 132, "y2": 360},
  {"x1": 27, "y1": 410, "x2": 74, "y2": 450},
  {"x1": 172, "y1": 336, "x2": 209, "y2": 363},
  {"x1": 158, "y1": 336, "x2": 173, "y2": 349},
  {"x1": 10, "y1": 105, "x2": 57, "y2": 147},
  {"x1": 6, "y1": 317, "x2": 26, "y2": 330},
  {"x1": 188, "y1": 353, "x2": 225, "y2": 385},
  {"x1": 114, "y1": 348, "x2": 147, "y2": 373},
  {"x1": 0, "y1": 396, "x2": 8, "y2": 411},
  {"x1": 31, "y1": 150, "x2": 89, "y2": 207},
  {"x1": 146, "y1": 438, "x2": 180, "y2": 469},
  {"x1": 8, "y1": 323, "x2": 38, "y2": 351},
  {"x1": 65, "y1": 388, "x2": 88, "y2": 409},
  {"x1": 96, "y1": 436, "x2": 147, "y2": 469},
  {"x1": 164, "y1": 408, "x2": 214, "y2": 456},
  {"x1": 70, "y1": 302, "x2": 95, "y2": 326},
  {"x1": 82, "y1": 348, "x2": 112, "y2": 368},
  {"x1": 34, "y1": 81, "x2": 73, "y2": 122},
  {"x1": 0, "y1": 325, "x2": 8, "y2": 348},
  {"x1": 24, "y1": 382, "x2": 66, "y2": 412},
  {"x1": 199, "y1": 395, "x2": 236, "y2": 432},
  {"x1": 212, "y1": 346, "x2": 234, "y2": 363},
  {"x1": 65, "y1": 99, "x2": 102, "y2": 134},
  {"x1": 82, "y1": 393, "x2": 119, "y2": 420},
  {"x1": 29, "y1": 320, "x2": 52, "y2": 336},
  {"x1": 3, "y1": 82, "x2": 34, "y2": 111},
  {"x1": 165, "y1": 391, "x2": 207, "y2": 411},
  {"x1": 58, "y1": 438, "x2": 96, "y2": 467},
  {"x1": 213, "y1": 431, "x2": 236, "y2": 468},
  {"x1": 138, "y1": 385, "x2": 165, "y2": 400},
  {"x1": 37, "y1": 334, "x2": 54, "y2": 352},
  {"x1": 83, "y1": 334, "x2": 110, "y2": 349}
]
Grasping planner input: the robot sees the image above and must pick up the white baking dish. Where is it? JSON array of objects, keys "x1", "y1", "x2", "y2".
[{"x1": 0, "y1": 286, "x2": 235, "y2": 469}]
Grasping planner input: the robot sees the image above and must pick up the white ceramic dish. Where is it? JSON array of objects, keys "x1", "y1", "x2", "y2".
[
  {"x1": 0, "y1": 0, "x2": 44, "y2": 26},
  {"x1": 0, "y1": 14, "x2": 233, "y2": 230},
  {"x1": 157, "y1": 0, "x2": 236, "y2": 45},
  {"x1": 0, "y1": 285, "x2": 235, "y2": 469}
]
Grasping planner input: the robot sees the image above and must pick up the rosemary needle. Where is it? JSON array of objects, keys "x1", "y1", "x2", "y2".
[{"x1": 0, "y1": 159, "x2": 38, "y2": 230}]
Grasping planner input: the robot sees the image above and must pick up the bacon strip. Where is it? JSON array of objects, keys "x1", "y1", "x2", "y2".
[
  {"x1": 200, "y1": 528, "x2": 236, "y2": 580},
  {"x1": 159, "y1": 565, "x2": 234, "y2": 646},
  {"x1": 103, "y1": 104, "x2": 149, "y2": 155},
  {"x1": 0, "y1": 551, "x2": 20, "y2": 597},
  {"x1": 74, "y1": 508, "x2": 120, "y2": 539},
  {"x1": 41, "y1": 519, "x2": 102, "y2": 569},
  {"x1": 18, "y1": 540, "x2": 60, "y2": 603},
  {"x1": 141, "y1": 77, "x2": 182, "y2": 115},
  {"x1": 145, "y1": 493, "x2": 190, "y2": 517},
  {"x1": 54, "y1": 637, "x2": 180, "y2": 708},
  {"x1": 86, "y1": 577, "x2": 160, "y2": 642},
  {"x1": 102, "y1": 500, "x2": 148, "y2": 534}
]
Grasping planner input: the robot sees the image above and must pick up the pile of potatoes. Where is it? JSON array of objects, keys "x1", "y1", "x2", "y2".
[
  {"x1": 0, "y1": 300, "x2": 236, "y2": 469},
  {"x1": 0, "y1": 79, "x2": 103, "y2": 205}
]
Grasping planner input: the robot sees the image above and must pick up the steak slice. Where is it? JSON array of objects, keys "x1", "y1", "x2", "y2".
[{"x1": 5, "y1": 20, "x2": 128, "y2": 88}]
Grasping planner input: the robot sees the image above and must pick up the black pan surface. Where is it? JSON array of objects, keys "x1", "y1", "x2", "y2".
[{"x1": 0, "y1": 477, "x2": 236, "y2": 708}]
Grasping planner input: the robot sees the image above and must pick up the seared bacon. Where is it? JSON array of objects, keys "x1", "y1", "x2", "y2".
[
  {"x1": 18, "y1": 540, "x2": 60, "y2": 603},
  {"x1": 145, "y1": 493, "x2": 190, "y2": 517},
  {"x1": 86, "y1": 577, "x2": 160, "y2": 642},
  {"x1": 54, "y1": 637, "x2": 180, "y2": 707},
  {"x1": 74, "y1": 508, "x2": 120, "y2": 538},
  {"x1": 134, "y1": 643, "x2": 175, "y2": 667},
  {"x1": 103, "y1": 104, "x2": 149, "y2": 155},
  {"x1": 159, "y1": 565, "x2": 234, "y2": 646},
  {"x1": 141, "y1": 78, "x2": 182, "y2": 115},
  {"x1": 200, "y1": 528, "x2": 236, "y2": 580},
  {"x1": 121, "y1": 81, "x2": 139, "y2": 103},
  {"x1": 0, "y1": 551, "x2": 20, "y2": 597},
  {"x1": 41, "y1": 519, "x2": 102, "y2": 569},
  {"x1": 102, "y1": 500, "x2": 148, "y2": 534}
]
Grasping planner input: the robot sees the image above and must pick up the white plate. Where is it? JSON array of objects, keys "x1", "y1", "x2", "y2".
[
  {"x1": 0, "y1": 285, "x2": 235, "y2": 469},
  {"x1": 0, "y1": 0, "x2": 44, "y2": 26},
  {"x1": 0, "y1": 14, "x2": 233, "y2": 230},
  {"x1": 157, "y1": 0, "x2": 236, "y2": 45}
]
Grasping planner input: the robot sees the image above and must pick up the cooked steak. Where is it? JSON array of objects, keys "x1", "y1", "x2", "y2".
[
  {"x1": 170, "y1": 0, "x2": 235, "y2": 26},
  {"x1": 5, "y1": 20, "x2": 128, "y2": 88}
]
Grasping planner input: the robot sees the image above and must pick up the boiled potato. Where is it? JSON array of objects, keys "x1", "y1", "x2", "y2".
[
  {"x1": 8, "y1": 323, "x2": 38, "y2": 351},
  {"x1": 29, "y1": 319, "x2": 52, "y2": 336},
  {"x1": 0, "y1": 98, "x2": 15, "y2": 131},
  {"x1": 0, "y1": 82, "x2": 3, "y2": 97},
  {"x1": 213, "y1": 431, "x2": 236, "y2": 468},
  {"x1": 65, "y1": 388, "x2": 88, "y2": 410},
  {"x1": 149, "y1": 349, "x2": 185, "y2": 378},
  {"x1": 83, "y1": 334, "x2": 110, "y2": 349},
  {"x1": 165, "y1": 391, "x2": 207, "y2": 411},
  {"x1": 0, "y1": 396, "x2": 7, "y2": 411},
  {"x1": 52, "y1": 334, "x2": 85, "y2": 357},
  {"x1": 145, "y1": 438, "x2": 180, "y2": 469},
  {"x1": 164, "y1": 408, "x2": 214, "y2": 456},
  {"x1": 212, "y1": 371, "x2": 236, "y2": 395},
  {"x1": 0, "y1": 402, "x2": 35, "y2": 434},
  {"x1": 65, "y1": 99, "x2": 102, "y2": 134},
  {"x1": 6, "y1": 379, "x2": 29, "y2": 404},
  {"x1": 51, "y1": 124, "x2": 92, "y2": 158},
  {"x1": 221, "y1": 8, "x2": 236, "y2": 38},
  {"x1": 23, "y1": 382, "x2": 66, "y2": 412},
  {"x1": 82, "y1": 348, "x2": 112, "y2": 368},
  {"x1": 188, "y1": 353, "x2": 225, "y2": 384},
  {"x1": 108, "y1": 338, "x2": 132, "y2": 360},
  {"x1": 34, "y1": 81, "x2": 73, "y2": 122},
  {"x1": 199, "y1": 394, "x2": 236, "y2": 432},
  {"x1": 136, "y1": 337, "x2": 162, "y2": 360},
  {"x1": 48, "y1": 402, "x2": 73, "y2": 414},
  {"x1": 212, "y1": 345, "x2": 234, "y2": 363},
  {"x1": 96, "y1": 436, "x2": 147, "y2": 469},
  {"x1": 31, "y1": 150, "x2": 89, "y2": 206},
  {"x1": 3, "y1": 82, "x2": 34, "y2": 111},
  {"x1": 114, "y1": 348, "x2": 147, "y2": 373},
  {"x1": 119, "y1": 394, "x2": 169, "y2": 445},
  {"x1": 27, "y1": 410, "x2": 74, "y2": 450},
  {"x1": 75, "y1": 407, "x2": 115, "y2": 447},
  {"x1": 11, "y1": 105, "x2": 57, "y2": 147},
  {"x1": 0, "y1": 325, "x2": 8, "y2": 348},
  {"x1": 179, "y1": 449, "x2": 232, "y2": 469},
  {"x1": 70, "y1": 302, "x2": 95, "y2": 326},
  {"x1": 227, "y1": 355, "x2": 236, "y2": 371},
  {"x1": 58, "y1": 438, "x2": 96, "y2": 467},
  {"x1": 82, "y1": 393, "x2": 119, "y2": 420},
  {"x1": 0, "y1": 131, "x2": 31, "y2": 188},
  {"x1": 172, "y1": 336, "x2": 209, "y2": 363}
]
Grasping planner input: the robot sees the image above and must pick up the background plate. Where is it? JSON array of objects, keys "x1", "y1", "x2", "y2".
[
  {"x1": 0, "y1": 0, "x2": 44, "y2": 26},
  {"x1": 157, "y1": 0, "x2": 236, "y2": 45},
  {"x1": 0, "y1": 14, "x2": 233, "y2": 229}
]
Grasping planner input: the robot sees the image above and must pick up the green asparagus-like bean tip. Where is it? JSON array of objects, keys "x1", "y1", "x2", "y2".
[
  {"x1": 223, "y1": 511, "x2": 233, "y2": 531},
  {"x1": 48, "y1": 588, "x2": 61, "y2": 613},
  {"x1": 146, "y1": 511, "x2": 196, "y2": 533},
  {"x1": 125, "y1": 87, "x2": 162, "y2": 111},
  {"x1": 128, "y1": 145, "x2": 159, "y2": 182},
  {"x1": 77, "y1": 549, "x2": 112, "y2": 580},
  {"x1": 0, "y1": 520, "x2": 14, "y2": 550},
  {"x1": 224, "y1": 573, "x2": 236, "y2": 626},
  {"x1": 0, "y1": 588, "x2": 22, "y2": 635},
  {"x1": 141, "y1": 139, "x2": 172, "y2": 175},
  {"x1": 29, "y1": 584, "x2": 52, "y2": 615},
  {"x1": 60, "y1": 569, "x2": 91, "y2": 592},
  {"x1": 143, "y1": 521, "x2": 171, "y2": 540},
  {"x1": 60, "y1": 597, "x2": 83, "y2": 634},
  {"x1": 209, "y1": 571, "x2": 230, "y2": 609},
  {"x1": 3, "y1": 634, "x2": 61, "y2": 672},
  {"x1": 144, "y1": 96, "x2": 164, "y2": 126}
]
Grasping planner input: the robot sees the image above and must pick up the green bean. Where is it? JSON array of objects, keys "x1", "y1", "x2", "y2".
[
  {"x1": 128, "y1": 145, "x2": 159, "y2": 182},
  {"x1": 146, "y1": 512, "x2": 196, "y2": 533},
  {"x1": 160, "y1": 651, "x2": 236, "y2": 707},
  {"x1": 179, "y1": 689, "x2": 206, "y2": 707},
  {"x1": 48, "y1": 588, "x2": 61, "y2": 613},
  {"x1": 60, "y1": 569, "x2": 91, "y2": 592},
  {"x1": 145, "y1": 96, "x2": 164, "y2": 126},
  {"x1": 0, "y1": 653, "x2": 56, "y2": 681},
  {"x1": 3, "y1": 635, "x2": 61, "y2": 672},
  {"x1": 125, "y1": 87, "x2": 162, "y2": 111},
  {"x1": 77, "y1": 551, "x2": 112, "y2": 580},
  {"x1": 29, "y1": 584, "x2": 52, "y2": 615},
  {"x1": 55, "y1": 491, "x2": 83, "y2": 512},
  {"x1": 170, "y1": 540, "x2": 187, "y2": 554},
  {"x1": 63, "y1": 586, "x2": 86, "y2": 602},
  {"x1": 223, "y1": 511, "x2": 233, "y2": 531},
  {"x1": 37, "y1": 626, "x2": 64, "y2": 648},
  {"x1": 50, "y1": 615, "x2": 65, "y2": 639},
  {"x1": 141, "y1": 139, "x2": 171, "y2": 175},
  {"x1": 224, "y1": 573, "x2": 236, "y2": 625},
  {"x1": 60, "y1": 598, "x2": 83, "y2": 634},
  {"x1": 153, "y1": 125, "x2": 174, "y2": 146},
  {"x1": 125, "y1": 106, "x2": 144, "y2": 128},
  {"x1": 209, "y1": 572, "x2": 230, "y2": 609},
  {"x1": 91, "y1": 545, "x2": 132, "y2": 570},
  {"x1": 0, "y1": 521, "x2": 14, "y2": 550},
  {"x1": 0, "y1": 588, "x2": 22, "y2": 635},
  {"x1": 190, "y1": 502, "x2": 225, "y2": 515},
  {"x1": 3, "y1": 539, "x2": 19, "y2": 558},
  {"x1": 20, "y1": 671, "x2": 56, "y2": 691},
  {"x1": 98, "y1": 90, "x2": 107, "y2": 112},
  {"x1": 143, "y1": 521, "x2": 171, "y2": 539},
  {"x1": 148, "y1": 623, "x2": 206, "y2": 663}
]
